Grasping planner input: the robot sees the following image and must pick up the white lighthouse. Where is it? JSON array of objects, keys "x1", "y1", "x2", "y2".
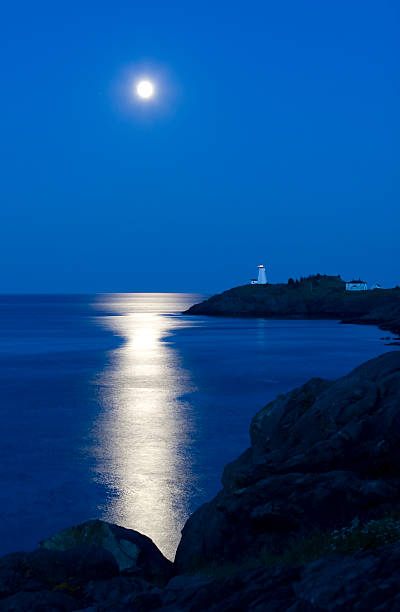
[
  {"x1": 257, "y1": 265, "x2": 267, "y2": 284},
  {"x1": 250, "y1": 265, "x2": 267, "y2": 285}
]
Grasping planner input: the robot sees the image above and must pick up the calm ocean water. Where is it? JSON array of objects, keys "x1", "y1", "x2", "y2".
[{"x1": 0, "y1": 293, "x2": 397, "y2": 560}]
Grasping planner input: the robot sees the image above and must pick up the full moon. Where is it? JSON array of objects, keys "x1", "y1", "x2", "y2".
[{"x1": 136, "y1": 80, "x2": 155, "y2": 99}]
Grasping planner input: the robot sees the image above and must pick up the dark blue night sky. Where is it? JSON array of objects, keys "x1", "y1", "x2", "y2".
[{"x1": 1, "y1": 1, "x2": 398, "y2": 292}]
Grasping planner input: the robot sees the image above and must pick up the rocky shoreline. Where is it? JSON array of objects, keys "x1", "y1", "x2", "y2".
[
  {"x1": 2, "y1": 351, "x2": 400, "y2": 610},
  {"x1": 184, "y1": 275, "x2": 400, "y2": 337}
]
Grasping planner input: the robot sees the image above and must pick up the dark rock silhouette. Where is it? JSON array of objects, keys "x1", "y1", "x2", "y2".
[
  {"x1": 41, "y1": 519, "x2": 172, "y2": 585},
  {"x1": 0, "y1": 546, "x2": 118, "y2": 610},
  {"x1": 175, "y1": 351, "x2": 400, "y2": 573}
]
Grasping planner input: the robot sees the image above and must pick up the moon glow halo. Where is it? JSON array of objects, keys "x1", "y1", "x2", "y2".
[{"x1": 136, "y1": 80, "x2": 155, "y2": 99}]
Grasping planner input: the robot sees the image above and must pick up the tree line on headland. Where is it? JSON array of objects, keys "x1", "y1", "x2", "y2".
[{"x1": 185, "y1": 274, "x2": 400, "y2": 336}]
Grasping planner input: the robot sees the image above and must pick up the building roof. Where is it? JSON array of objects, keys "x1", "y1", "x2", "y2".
[{"x1": 347, "y1": 280, "x2": 366, "y2": 284}]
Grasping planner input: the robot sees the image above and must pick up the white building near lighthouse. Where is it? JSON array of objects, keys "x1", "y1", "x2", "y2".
[
  {"x1": 345, "y1": 280, "x2": 368, "y2": 291},
  {"x1": 250, "y1": 265, "x2": 267, "y2": 285}
]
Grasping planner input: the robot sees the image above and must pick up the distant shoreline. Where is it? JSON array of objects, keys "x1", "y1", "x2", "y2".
[
  {"x1": 184, "y1": 275, "x2": 400, "y2": 337},
  {"x1": 185, "y1": 311, "x2": 400, "y2": 338}
]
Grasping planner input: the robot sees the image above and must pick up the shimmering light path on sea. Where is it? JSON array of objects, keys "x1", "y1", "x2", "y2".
[{"x1": 91, "y1": 294, "x2": 200, "y2": 560}]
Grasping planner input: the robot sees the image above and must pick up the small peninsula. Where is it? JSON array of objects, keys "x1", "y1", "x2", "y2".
[{"x1": 185, "y1": 274, "x2": 400, "y2": 336}]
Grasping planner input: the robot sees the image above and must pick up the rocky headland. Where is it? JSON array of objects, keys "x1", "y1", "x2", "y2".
[
  {"x1": 2, "y1": 351, "x2": 400, "y2": 610},
  {"x1": 184, "y1": 275, "x2": 400, "y2": 336}
]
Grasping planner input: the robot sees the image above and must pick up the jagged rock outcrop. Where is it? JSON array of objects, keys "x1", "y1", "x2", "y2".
[
  {"x1": 3, "y1": 541, "x2": 400, "y2": 610},
  {"x1": 0, "y1": 521, "x2": 172, "y2": 611},
  {"x1": 175, "y1": 351, "x2": 400, "y2": 573},
  {"x1": 135, "y1": 543, "x2": 400, "y2": 611},
  {"x1": 41, "y1": 519, "x2": 172, "y2": 585},
  {"x1": 0, "y1": 545, "x2": 119, "y2": 611}
]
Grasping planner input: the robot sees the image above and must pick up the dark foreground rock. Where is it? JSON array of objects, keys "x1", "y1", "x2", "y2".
[
  {"x1": 2, "y1": 351, "x2": 400, "y2": 610},
  {"x1": 41, "y1": 519, "x2": 172, "y2": 584},
  {"x1": 185, "y1": 275, "x2": 400, "y2": 335},
  {"x1": 0, "y1": 521, "x2": 171, "y2": 611},
  {"x1": 3, "y1": 543, "x2": 400, "y2": 610},
  {"x1": 175, "y1": 351, "x2": 400, "y2": 572},
  {"x1": 0, "y1": 546, "x2": 119, "y2": 610},
  {"x1": 134, "y1": 544, "x2": 400, "y2": 611}
]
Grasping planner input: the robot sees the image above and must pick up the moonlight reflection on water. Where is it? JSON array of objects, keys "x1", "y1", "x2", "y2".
[
  {"x1": 87, "y1": 293, "x2": 397, "y2": 561},
  {"x1": 91, "y1": 294, "x2": 199, "y2": 560}
]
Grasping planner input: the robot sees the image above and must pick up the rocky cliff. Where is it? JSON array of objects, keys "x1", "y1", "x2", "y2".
[
  {"x1": 184, "y1": 275, "x2": 400, "y2": 335},
  {"x1": 175, "y1": 351, "x2": 400, "y2": 574},
  {"x1": 1, "y1": 351, "x2": 400, "y2": 611}
]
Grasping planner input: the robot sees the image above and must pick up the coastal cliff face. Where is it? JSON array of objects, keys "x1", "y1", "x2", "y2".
[
  {"x1": 1, "y1": 351, "x2": 400, "y2": 610},
  {"x1": 175, "y1": 351, "x2": 400, "y2": 574},
  {"x1": 184, "y1": 275, "x2": 400, "y2": 335}
]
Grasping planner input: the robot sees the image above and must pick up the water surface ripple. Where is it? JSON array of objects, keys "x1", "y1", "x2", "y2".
[{"x1": 0, "y1": 293, "x2": 397, "y2": 559}]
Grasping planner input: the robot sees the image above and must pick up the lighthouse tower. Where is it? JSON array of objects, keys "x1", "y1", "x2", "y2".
[{"x1": 257, "y1": 265, "x2": 267, "y2": 284}]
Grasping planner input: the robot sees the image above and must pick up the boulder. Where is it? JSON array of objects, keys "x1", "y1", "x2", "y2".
[
  {"x1": 175, "y1": 351, "x2": 400, "y2": 573},
  {"x1": 0, "y1": 546, "x2": 118, "y2": 609},
  {"x1": 41, "y1": 520, "x2": 172, "y2": 585}
]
